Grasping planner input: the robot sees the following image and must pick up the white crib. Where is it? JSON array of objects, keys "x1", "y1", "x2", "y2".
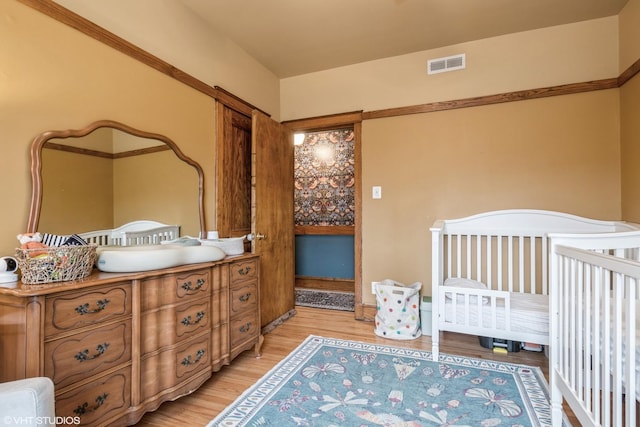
[
  {"x1": 549, "y1": 231, "x2": 639, "y2": 427},
  {"x1": 79, "y1": 220, "x2": 179, "y2": 246},
  {"x1": 430, "y1": 209, "x2": 637, "y2": 361}
]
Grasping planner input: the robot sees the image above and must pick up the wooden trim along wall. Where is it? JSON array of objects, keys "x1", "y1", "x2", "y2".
[
  {"x1": 295, "y1": 225, "x2": 354, "y2": 235},
  {"x1": 362, "y1": 79, "x2": 621, "y2": 120},
  {"x1": 295, "y1": 276, "x2": 355, "y2": 293}
]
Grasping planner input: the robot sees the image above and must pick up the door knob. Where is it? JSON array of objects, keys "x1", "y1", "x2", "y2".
[{"x1": 247, "y1": 233, "x2": 266, "y2": 241}]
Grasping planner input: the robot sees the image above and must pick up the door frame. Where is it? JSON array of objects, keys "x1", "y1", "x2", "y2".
[
  {"x1": 283, "y1": 111, "x2": 365, "y2": 320},
  {"x1": 215, "y1": 93, "x2": 297, "y2": 329}
]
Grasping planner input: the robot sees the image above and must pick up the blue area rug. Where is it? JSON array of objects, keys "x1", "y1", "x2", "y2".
[{"x1": 208, "y1": 335, "x2": 567, "y2": 427}]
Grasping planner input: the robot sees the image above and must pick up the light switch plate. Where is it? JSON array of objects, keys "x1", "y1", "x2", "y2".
[
  {"x1": 371, "y1": 281, "x2": 381, "y2": 294},
  {"x1": 372, "y1": 186, "x2": 382, "y2": 199}
]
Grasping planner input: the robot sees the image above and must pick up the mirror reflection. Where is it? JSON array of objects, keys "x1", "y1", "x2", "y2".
[{"x1": 30, "y1": 122, "x2": 204, "y2": 239}]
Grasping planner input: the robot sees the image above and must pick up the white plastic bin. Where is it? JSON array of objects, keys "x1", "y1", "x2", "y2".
[{"x1": 420, "y1": 296, "x2": 432, "y2": 336}]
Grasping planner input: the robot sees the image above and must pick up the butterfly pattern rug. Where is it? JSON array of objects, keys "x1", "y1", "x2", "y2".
[{"x1": 207, "y1": 335, "x2": 568, "y2": 427}]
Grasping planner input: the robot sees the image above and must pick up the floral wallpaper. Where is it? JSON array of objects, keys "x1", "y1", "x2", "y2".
[{"x1": 294, "y1": 129, "x2": 355, "y2": 226}]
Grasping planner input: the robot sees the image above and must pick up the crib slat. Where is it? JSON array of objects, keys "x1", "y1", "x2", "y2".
[
  {"x1": 519, "y1": 236, "x2": 525, "y2": 293},
  {"x1": 569, "y1": 259, "x2": 577, "y2": 390},
  {"x1": 486, "y1": 236, "x2": 492, "y2": 289},
  {"x1": 602, "y1": 269, "x2": 612, "y2": 426},
  {"x1": 624, "y1": 276, "x2": 637, "y2": 424},
  {"x1": 542, "y1": 237, "x2": 548, "y2": 295},
  {"x1": 476, "y1": 235, "x2": 481, "y2": 280},
  {"x1": 448, "y1": 234, "x2": 454, "y2": 279},
  {"x1": 583, "y1": 264, "x2": 592, "y2": 419},
  {"x1": 613, "y1": 273, "x2": 624, "y2": 427},
  {"x1": 592, "y1": 267, "x2": 601, "y2": 423},
  {"x1": 466, "y1": 234, "x2": 472, "y2": 279},
  {"x1": 508, "y1": 237, "x2": 514, "y2": 292},
  {"x1": 564, "y1": 258, "x2": 570, "y2": 389},
  {"x1": 497, "y1": 236, "x2": 503, "y2": 291},
  {"x1": 575, "y1": 261, "x2": 583, "y2": 401},
  {"x1": 530, "y1": 236, "x2": 536, "y2": 294},
  {"x1": 453, "y1": 234, "x2": 459, "y2": 279}
]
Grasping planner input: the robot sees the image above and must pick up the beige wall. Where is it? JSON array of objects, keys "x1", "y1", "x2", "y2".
[
  {"x1": 53, "y1": 0, "x2": 281, "y2": 120},
  {"x1": 361, "y1": 90, "x2": 621, "y2": 304},
  {"x1": 280, "y1": 14, "x2": 632, "y2": 303},
  {"x1": 114, "y1": 151, "x2": 200, "y2": 237},
  {"x1": 276, "y1": 4, "x2": 640, "y2": 304},
  {"x1": 280, "y1": 17, "x2": 619, "y2": 121},
  {"x1": 621, "y1": 75, "x2": 640, "y2": 221},
  {"x1": 0, "y1": 1, "x2": 219, "y2": 254},
  {"x1": 40, "y1": 149, "x2": 114, "y2": 234},
  {"x1": 619, "y1": 0, "x2": 640, "y2": 71},
  {"x1": 620, "y1": 0, "x2": 640, "y2": 222}
]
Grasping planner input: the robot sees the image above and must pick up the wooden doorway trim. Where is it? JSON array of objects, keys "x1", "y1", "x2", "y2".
[{"x1": 283, "y1": 111, "x2": 365, "y2": 320}]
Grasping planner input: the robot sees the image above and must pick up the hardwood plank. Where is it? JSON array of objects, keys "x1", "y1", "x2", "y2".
[{"x1": 136, "y1": 306, "x2": 577, "y2": 426}]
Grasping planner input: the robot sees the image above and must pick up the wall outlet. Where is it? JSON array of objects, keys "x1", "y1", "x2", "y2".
[{"x1": 371, "y1": 281, "x2": 381, "y2": 294}]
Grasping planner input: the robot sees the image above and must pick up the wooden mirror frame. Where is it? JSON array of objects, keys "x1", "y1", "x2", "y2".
[{"x1": 27, "y1": 119, "x2": 206, "y2": 236}]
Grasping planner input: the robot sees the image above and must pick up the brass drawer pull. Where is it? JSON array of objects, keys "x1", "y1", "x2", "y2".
[
  {"x1": 181, "y1": 311, "x2": 205, "y2": 326},
  {"x1": 238, "y1": 293, "x2": 252, "y2": 302},
  {"x1": 181, "y1": 349, "x2": 206, "y2": 366},
  {"x1": 75, "y1": 299, "x2": 110, "y2": 315},
  {"x1": 237, "y1": 266, "x2": 252, "y2": 276},
  {"x1": 181, "y1": 278, "x2": 205, "y2": 291},
  {"x1": 239, "y1": 322, "x2": 252, "y2": 333},
  {"x1": 75, "y1": 342, "x2": 110, "y2": 362},
  {"x1": 73, "y1": 392, "x2": 109, "y2": 416}
]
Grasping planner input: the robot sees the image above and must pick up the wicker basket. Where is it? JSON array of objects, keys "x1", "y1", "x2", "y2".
[{"x1": 15, "y1": 244, "x2": 97, "y2": 284}]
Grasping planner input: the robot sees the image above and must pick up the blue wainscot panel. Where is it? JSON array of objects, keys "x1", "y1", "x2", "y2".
[{"x1": 295, "y1": 235, "x2": 354, "y2": 279}]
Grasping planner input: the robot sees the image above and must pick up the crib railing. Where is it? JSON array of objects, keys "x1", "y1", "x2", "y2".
[
  {"x1": 79, "y1": 229, "x2": 113, "y2": 246},
  {"x1": 79, "y1": 223, "x2": 179, "y2": 246},
  {"x1": 123, "y1": 225, "x2": 179, "y2": 246},
  {"x1": 442, "y1": 233, "x2": 547, "y2": 294},
  {"x1": 550, "y1": 245, "x2": 638, "y2": 427}
]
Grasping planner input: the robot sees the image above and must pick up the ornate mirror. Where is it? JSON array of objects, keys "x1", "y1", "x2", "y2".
[{"x1": 27, "y1": 120, "x2": 205, "y2": 238}]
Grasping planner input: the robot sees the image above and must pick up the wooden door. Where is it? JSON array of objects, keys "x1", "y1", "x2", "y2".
[
  {"x1": 252, "y1": 111, "x2": 295, "y2": 327},
  {"x1": 216, "y1": 105, "x2": 252, "y2": 240}
]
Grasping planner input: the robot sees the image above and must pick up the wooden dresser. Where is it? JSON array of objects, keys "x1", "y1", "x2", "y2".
[{"x1": 0, "y1": 254, "x2": 261, "y2": 426}]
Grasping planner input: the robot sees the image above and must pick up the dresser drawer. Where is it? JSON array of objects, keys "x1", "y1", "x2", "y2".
[
  {"x1": 141, "y1": 299, "x2": 210, "y2": 354},
  {"x1": 45, "y1": 319, "x2": 132, "y2": 389},
  {"x1": 140, "y1": 333, "x2": 210, "y2": 402},
  {"x1": 229, "y1": 259, "x2": 258, "y2": 284},
  {"x1": 230, "y1": 281, "x2": 258, "y2": 316},
  {"x1": 45, "y1": 284, "x2": 131, "y2": 337},
  {"x1": 55, "y1": 366, "x2": 130, "y2": 426},
  {"x1": 229, "y1": 311, "x2": 259, "y2": 350},
  {"x1": 141, "y1": 269, "x2": 210, "y2": 310}
]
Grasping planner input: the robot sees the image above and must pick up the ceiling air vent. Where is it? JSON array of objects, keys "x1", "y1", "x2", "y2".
[{"x1": 427, "y1": 53, "x2": 466, "y2": 75}]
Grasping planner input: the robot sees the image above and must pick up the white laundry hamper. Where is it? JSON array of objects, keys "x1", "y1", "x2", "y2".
[{"x1": 374, "y1": 279, "x2": 422, "y2": 340}]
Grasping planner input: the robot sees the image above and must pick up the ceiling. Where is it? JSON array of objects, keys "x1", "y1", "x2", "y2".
[{"x1": 180, "y1": 0, "x2": 629, "y2": 78}]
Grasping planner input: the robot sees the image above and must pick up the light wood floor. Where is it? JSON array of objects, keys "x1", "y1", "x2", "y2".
[{"x1": 136, "y1": 306, "x2": 577, "y2": 426}]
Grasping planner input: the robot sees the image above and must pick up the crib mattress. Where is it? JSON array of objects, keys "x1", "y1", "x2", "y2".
[{"x1": 442, "y1": 292, "x2": 549, "y2": 337}]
